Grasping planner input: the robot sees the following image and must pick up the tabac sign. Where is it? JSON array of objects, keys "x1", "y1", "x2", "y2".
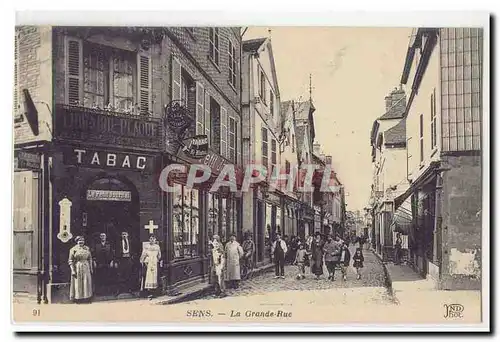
[{"x1": 63, "y1": 147, "x2": 155, "y2": 173}]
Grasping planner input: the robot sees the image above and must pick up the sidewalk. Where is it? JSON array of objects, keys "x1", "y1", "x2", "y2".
[{"x1": 384, "y1": 262, "x2": 482, "y2": 322}]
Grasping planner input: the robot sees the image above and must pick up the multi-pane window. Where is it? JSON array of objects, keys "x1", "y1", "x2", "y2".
[
  {"x1": 430, "y1": 88, "x2": 437, "y2": 149},
  {"x1": 262, "y1": 127, "x2": 269, "y2": 170},
  {"x1": 209, "y1": 27, "x2": 220, "y2": 66},
  {"x1": 65, "y1": 38, "x2": 151, "y2": 115},
  {"x1": 83, "y1": 44, "x2": 135, "y2": 111},
  {"x1": 172, "y1": 185, "x2": 200, "y2": 259},
  {"x1": 419, "y1": 114, "x2": 424, "y2": 163},
  {"x1": 440, "y1": 27, "x2": 482, "y2": 151},
  {"x1": 228, "y1": 40, "x2": 237, "y2": 88}
]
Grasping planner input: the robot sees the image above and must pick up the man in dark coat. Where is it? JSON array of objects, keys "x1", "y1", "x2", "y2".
[
  {"x1": 323, "y1": 234, "x2": 342, "y2": 281},
  {"x1": 310, "y1": 232, "x2": 325, "y2": 280},
  {"x1": 92, "y1": 233, "x2": 115, "y2": 295}
]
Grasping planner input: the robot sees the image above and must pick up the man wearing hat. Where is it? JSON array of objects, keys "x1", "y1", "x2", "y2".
[
  {"x1": 271, "y1": 233, "x2": 288, "y2": 279},
  {"x1": 241, "y1": 232, "x2": 255, "y2": 278}
]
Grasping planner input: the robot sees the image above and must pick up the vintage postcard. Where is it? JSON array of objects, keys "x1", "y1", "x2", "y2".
[{"x1": 10, "y1": 11, "x2": 490, "y2": 332}]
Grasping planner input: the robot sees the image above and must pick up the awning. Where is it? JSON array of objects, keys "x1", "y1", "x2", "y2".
[
  {"x1": 391, "y1": 197, "x2": 412, "y2": 234},
  {"x1": 394, "y1": 160, "x2": 440, "y2": 209}
]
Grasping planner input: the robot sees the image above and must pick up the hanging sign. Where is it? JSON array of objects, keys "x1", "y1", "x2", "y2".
[
  {"x1": 181, "y1": 135, "x2": 209, "y2": 159},
  {"x1": 164, "y1": 100, "x2": 192, "y2": 131},
  {"x1": 57, "y1": 197, "x2": 73, "y2": 243}
]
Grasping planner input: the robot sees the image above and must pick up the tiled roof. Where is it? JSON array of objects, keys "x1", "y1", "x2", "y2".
[
  {"x1": 378, "y1": 90, "x2": 406, "y2": 120},
  {"x1": 384, "y1": 118, "x2": 406, "y2": 145},
  {"x1": 242, "y1": 38, "x2": 267, "y2": 52}
]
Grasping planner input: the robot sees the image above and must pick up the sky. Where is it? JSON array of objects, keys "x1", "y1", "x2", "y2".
[{"x1": 243, "y1": 26, "x2": 413, "y2": 213}]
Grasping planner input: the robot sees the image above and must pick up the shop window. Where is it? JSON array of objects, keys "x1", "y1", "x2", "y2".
[
  {"x1": 13, "y1": 171, "x2": 39, "y2": 270},
  {"x1": 172, "y1": 185, "x2": 200, "y2": 259},
  {"x1": 208, "y1": 193, "x2": 219, "y2": 240}
]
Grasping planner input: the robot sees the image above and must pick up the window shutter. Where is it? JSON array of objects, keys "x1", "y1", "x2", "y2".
[
  {"x1": 195, "y1": 82, "x2": 204, "y2": 135},
  {"x1": 236, "y1": 118, "x2": 241, "y2": 165},
  {"x1": 171, "y1": 55, "x2": 182, "y2": 102},
  {"x1": 204, "y1": 91, "x2": 211, "y2": 145},
  {"x1": 65, "y1": 37, "x2": 83, "y2": 105},
  {"x1": 220, "y1": 106, "x2": 228, "y2": 158},
  {"x1": 137, "y1": 52, "x2": 151, "y2": 115}
]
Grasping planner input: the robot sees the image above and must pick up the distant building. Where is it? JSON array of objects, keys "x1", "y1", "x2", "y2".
[
  {"x1": 369, "y1": 86, "x2": 409, "y2": 260},
  {"x1": 241, "y1": 36, "x2": 281, "y2": 266}
]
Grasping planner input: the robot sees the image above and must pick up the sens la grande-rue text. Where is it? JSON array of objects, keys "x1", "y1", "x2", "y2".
[{"x1": 186, "y1": 309, "x2": 292, "y2": 318}]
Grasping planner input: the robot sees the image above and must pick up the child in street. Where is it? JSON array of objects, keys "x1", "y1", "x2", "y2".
[
  {"x1": 295, "y1": 243, "x2": 307, "y2": 280},
  {"x1": 339, "y1": 242, "x2": 351, "y2": 281},
  {"x1": 353, "y1": 248, "x2": 365, "y2": 280}
]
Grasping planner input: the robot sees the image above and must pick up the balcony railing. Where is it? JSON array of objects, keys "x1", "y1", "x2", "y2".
[{"x1": 54, "y1": 104, "x2": 163, "y2": 151}]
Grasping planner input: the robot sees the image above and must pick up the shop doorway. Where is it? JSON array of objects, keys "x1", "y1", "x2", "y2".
[{"x1": 82, "y1": 176, "x2": 140, "y2": 297}]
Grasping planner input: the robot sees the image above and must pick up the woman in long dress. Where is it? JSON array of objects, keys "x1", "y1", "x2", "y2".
[
  {"x1": 68, "y1": 236, "x2": 93, "y2": 303},
  {"x1": 225, "y1": 234, "x2": 244, "y2": 289},
  {"x1": 310, "y1": 232, "x2": 325, "y2": 280},
  {"x1": 140, "y1": 234, "x2": 161, "y2": 299}
]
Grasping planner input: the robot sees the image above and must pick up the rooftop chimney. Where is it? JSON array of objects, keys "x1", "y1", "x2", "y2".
[{"x1": 313, "y1": 142, "x2": 321, "y2": 156}]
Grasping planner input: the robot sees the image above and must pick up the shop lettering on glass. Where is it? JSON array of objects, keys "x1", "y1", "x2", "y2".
[{"x1": 63, "y1": 148, "x2": 153, "y2": 172}]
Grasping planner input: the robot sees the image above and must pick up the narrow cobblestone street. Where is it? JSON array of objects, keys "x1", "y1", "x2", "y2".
[{"x1": 197, "y1": 248, "x2": 392, "y2": 305}]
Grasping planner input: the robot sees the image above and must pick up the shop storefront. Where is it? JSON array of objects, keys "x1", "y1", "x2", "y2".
[
  {"x1": 47, "y1": 104, "x2": 164, "y2": 302},
  {"x1": 163, "y1": 143, "x2": 243, "y2": 293}
]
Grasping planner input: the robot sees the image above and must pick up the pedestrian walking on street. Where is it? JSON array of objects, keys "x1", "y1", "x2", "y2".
[
  {"x1": 394, "y1": 232, "x2": 403, "y2": 265},
  {"x1": 323, "y1": 234, "x2": 342, "y2": 281},
  {"x1": 339, "y1": 242, "x2": 351, "y2": 281},
  {"x1": 225, "y1": 234, "x2": 244, "y2": 289},
  {"x1": 353, "y1": 248, "x2": 365, "y2": 280},
  {"x1": 271, "y1": 233, "x2": 287, "y2": 279},
  {"x1": 294, "y1": 243, "x2": 307, "y2": 279},
  {"x1": 241, "y1": 232, "x2": 255, "y2": 279},
  {"x1": 310, "y1": 232, "x2": 325, "y2": 280}
]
